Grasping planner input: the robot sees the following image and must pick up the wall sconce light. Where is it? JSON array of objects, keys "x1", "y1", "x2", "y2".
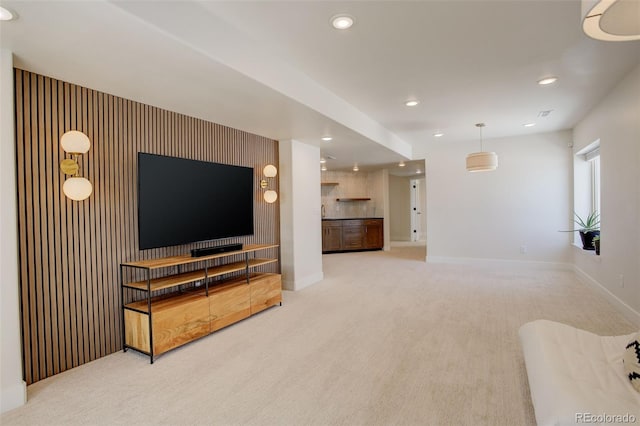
[
  {"x1": 60, "y1": 130, "x2": 93, "y2": 201},
  {"x1": 260, "y1": 164, "x2": 278, "y2": 203}
]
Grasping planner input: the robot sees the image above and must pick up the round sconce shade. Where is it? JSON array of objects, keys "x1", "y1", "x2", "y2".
[
  {"x1": 63, "y1": 177, "x2": 93, "y2": 201},
  {"x1": 581, "y1": 0, "x2": 640, "y2": 41},
  {"x1": 264, "y1": 190, "x2": 278, "y2": 203},
  {"x1": 263, "y1": 164, "x2": 278, "y2": 178},
  {"x1": 466, "y1": 152, "x2": 498, "y2": 172},
  {"x1": 61, "y1": 130, "x2": 90, "y2": 154}
]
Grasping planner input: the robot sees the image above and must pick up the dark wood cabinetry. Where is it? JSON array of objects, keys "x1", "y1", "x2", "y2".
[
  {"x1": 363, "y1": 219, "x2": 383, "y2": 249},
  {"x1": 322, "y1": 221, "x2": 343, "y2": 252},
  {"x1": 342, "y1": 220, "x2": 365, "y2": 250},
  {"x1": 322, "y1": 219, "x2": 383, "y2": 253}
]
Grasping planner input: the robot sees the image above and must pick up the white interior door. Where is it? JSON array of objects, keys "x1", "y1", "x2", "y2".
[{"x1": 410, "y1": 179, "x2": 420, "y2": 241}]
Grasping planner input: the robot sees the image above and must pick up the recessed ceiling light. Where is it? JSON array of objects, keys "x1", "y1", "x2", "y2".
[
  {"x1": 523, "y1": 122, "x2": 536, "y2": 127},
  {"x1": 404, "y1": 100, "x2": 420, "y2": 107},
  {"x1": 433, "y1": 132, "x2": 444, "y2": 138},
  {"x1": 320, "y1": 158, "x2": 326, "y2": 164},
  {"x1": 398, "y1": 161, "x2": 406, "y2": 167},
  {"x1": 321, "y1": 136, "x2": 333, "y2": 142},
  {"x1": 321, "y1": 165, "x2": 327, "y2": 171},
  {"x1": 0, "y1": 6, "x2": 15, "y2": 21},
  {"x1": 353, "y1": 164, "x2": 359, "y2": 172},
  {"x1": 416, "y1": 170, "x2": 422, "y2": 174},
  {"x1": 537, "y1": 77, "x2": 558, "y2": 86},
  {"x1": 331, "y1": 14, "x2": 354, "y2": 30}
]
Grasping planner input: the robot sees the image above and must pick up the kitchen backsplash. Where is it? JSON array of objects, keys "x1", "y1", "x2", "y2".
[{"x1": 321, "y1": 170, "x2": 384, "y2": 218}]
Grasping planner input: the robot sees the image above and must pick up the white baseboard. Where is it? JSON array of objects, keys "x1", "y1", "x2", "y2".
[
  {"x1": 390, "y1": 241, "x2": 426, "y2": 247},
  {"x1": 426, "y1": 256, "x2": 573, "y2": 270},
  {"x1": 1, "y1": 381, "x2": 26, "y2": 414},
  {"x1": 573, "y1": 265, "x2": 640, "y2": 327},
  {"x1": 282, "y1": 271, "x2": 324, "y2": 291}
]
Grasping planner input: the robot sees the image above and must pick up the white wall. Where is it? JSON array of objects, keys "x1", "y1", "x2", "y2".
[
  {"x1": 572, "y1": 64, "x2": 640, "y2": 323},
  {"x1": 0, "y1": 50, "x2": 27, "y2": 413},
  {"x1": 389, "y1": 175, "x2": 411, "y2": 241},
  {"x1": 279, "y1": 140, "x2": 323, "y2": 291},
  {"x1": 416, "y1": 130, "x2": 573, "y2": 265},
  {"x1": 367, "y1": 169, "x2": 390, "y2": 251}
]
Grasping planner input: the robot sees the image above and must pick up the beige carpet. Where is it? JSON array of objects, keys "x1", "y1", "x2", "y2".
[{"x1": 2, "y1": 247, "x2": 636, "y2": 426}]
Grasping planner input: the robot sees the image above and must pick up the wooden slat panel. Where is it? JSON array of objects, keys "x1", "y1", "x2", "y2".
[
  {"x1": 15, "y1": 69, "x2": 33, "y2": 384},
  {"x1": 56, "y1": 78, "x2": 72, "y2": 372},
  {"x1": 35, "y1": 73, "x2": 52, "y2": 379},
  {"x1": 14, "y1": 69, "x2": 280, "y2": 384},
  {"x1": 43, "y1": 76, "x2": 60, "y2": 375}
]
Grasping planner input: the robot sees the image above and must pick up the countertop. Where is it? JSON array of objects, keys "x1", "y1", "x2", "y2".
[{"x1": 322, "y1": 217, "x2": 383, "y2": 221}]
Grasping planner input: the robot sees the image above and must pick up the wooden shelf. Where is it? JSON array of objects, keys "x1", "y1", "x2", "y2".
[
  {"x1": 321, "y1": 182, "x2": 339, "y2": 186},
  {"x1": 121, "y1": 244, "x2": 278, "y2": 270},
  {"x1": 125, "y1": 288, "x2": 207, "y2": 314},
  {"x1": 124, "y1": 258, "x2": 278, "y2": 292},
  {"x1": 336, "y1": 198, "x2": 371, "y2": 202},
  {"x1": 124, "y1": 269, "x2": 206, "y2": 292}
]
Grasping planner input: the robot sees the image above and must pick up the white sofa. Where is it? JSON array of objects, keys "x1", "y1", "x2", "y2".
[{"x1": 519, "y1": 319, "x2": 640, "y2": 426}]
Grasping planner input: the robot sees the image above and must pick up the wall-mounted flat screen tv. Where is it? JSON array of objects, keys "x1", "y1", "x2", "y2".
[{"x1": 138, "y1": 153, "x2": 254, "y2": 250}]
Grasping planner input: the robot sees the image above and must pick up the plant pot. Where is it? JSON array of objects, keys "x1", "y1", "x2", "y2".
[
  {"x1": 594, "y1": 239, "x2": 600, "y2": 255},
  {"x1": 579, "y1": 230, "x2": 600, "y2": 250}
]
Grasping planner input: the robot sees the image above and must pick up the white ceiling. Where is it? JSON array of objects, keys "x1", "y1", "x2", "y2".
[{"x1": 1, "y1": 1, "x2": 639, "y2": 171}]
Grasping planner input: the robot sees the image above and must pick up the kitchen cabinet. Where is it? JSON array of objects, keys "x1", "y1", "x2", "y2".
[{"x1": 321, "y1": 219, "x2": 383, "y2": 253}]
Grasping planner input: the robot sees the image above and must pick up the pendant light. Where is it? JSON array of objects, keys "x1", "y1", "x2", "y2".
[{"x1": 466, "y1": 123, "x2": 498, "y2": 172}]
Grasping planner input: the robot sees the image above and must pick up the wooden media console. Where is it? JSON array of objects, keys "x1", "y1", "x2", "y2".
[{"x1": 121, "y1": 244, "x2": 281, "y2": 362}]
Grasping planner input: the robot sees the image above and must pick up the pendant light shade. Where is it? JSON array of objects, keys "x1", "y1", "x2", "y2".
[
  {"x1": 466, "y1": 123, "x2": 498, "y2": 172},
  {"x1": 466, "y1": 151, "x2": 498, "y2": 172}
]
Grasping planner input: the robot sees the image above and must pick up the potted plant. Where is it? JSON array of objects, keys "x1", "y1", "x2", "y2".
[
  {"x1": 560, "y1": 211, "x2": 600, "y2": 250},
  {"x1": 593, "y1": 235, "x2": 600, "y2": 255}
]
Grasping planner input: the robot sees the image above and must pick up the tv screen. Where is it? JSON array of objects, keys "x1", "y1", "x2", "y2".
[{"x1": 138, "y1": 153, "x2": 254, "y2": 250}]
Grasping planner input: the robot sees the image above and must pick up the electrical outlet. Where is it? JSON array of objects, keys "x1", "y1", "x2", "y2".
[
  {"x1": 618, "y1": 274, "x2": 624, "y2": 288},
  {"x1": 520, "y1": 245, "x2": 527, "y2": 254}
]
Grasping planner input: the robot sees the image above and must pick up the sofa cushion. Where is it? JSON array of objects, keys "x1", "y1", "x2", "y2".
[
  {"x1": 624, "y1": 333, "x2": 640, "y2": 392},
  {"x1": 519, "y1": 320, "x2": 640, "y2": 426}
]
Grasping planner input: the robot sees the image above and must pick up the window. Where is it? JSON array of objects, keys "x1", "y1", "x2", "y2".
[
  {"x1": 590, "y1": 155, "x2": 600, "y2": 214},
  {"x1": 573, "y1": 140, "x2": 600, "y2": 246}
]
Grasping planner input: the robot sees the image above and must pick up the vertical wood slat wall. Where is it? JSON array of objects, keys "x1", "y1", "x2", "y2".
[{"x1": 14, "y1": 69, "x2": 280, "y2": 385}]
